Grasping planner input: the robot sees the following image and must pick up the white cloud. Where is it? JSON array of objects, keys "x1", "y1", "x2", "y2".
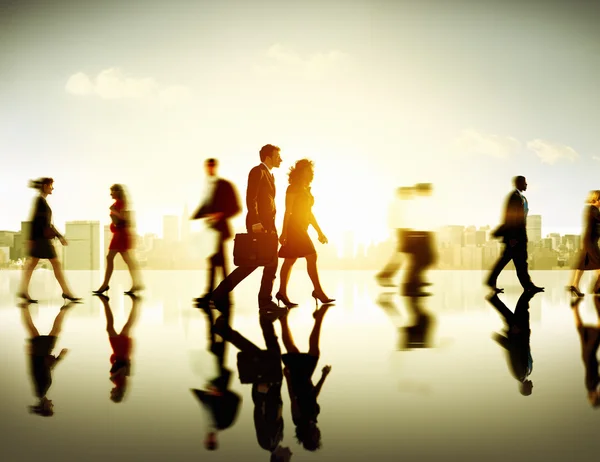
[
  {"x1": 452, "y1": 128, "x2": 521, "y2": 159},
  {"x1": 526, "y1": 139, "x2": 579, "y2": 164},
  {"x1": 254, "y1": 44, "x2": 350, "y2": 79},
  {"x1": 65, "y1": 68, "x2": 189, "y2": 103},
  {"x1": 592, "y1": 155, "x2": 600, "y2": 162}
]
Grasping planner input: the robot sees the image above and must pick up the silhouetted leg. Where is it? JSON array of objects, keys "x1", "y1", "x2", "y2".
[
  {"x1": 306, "y1": 253, "x2": 328, "y2": 295},
  {"x1": 120, "y1": 296, "x2": 140, "y2": 337},
  {"x1": 219, "y1": 326, "x2": 262, "y2": 354},
  {"x1": 376, "y1": 293, "x2": 403, "y2": 326},
  {"x1": 377, "y1": 252, "x2": 403, "y2": 279},
  {"x1": 19, "y1": 257, "x2": 40, "y2": 295},
  {"x1": 49, "y1": 257, "x2": 74, "y2": 296},
  {"x1": 207, "y1": 256, "x2": 216, "y2": 295},
  {"x1": 512, "y1": 244, "x2": 533, "y2": 288},
  {"x1": 20, "y1": 304, "x2": 40, "y2": 338},
  {"x1": 49, "y1": 307, "x2": 69, "y2": 337},
  {"x1": 277, "y1": 257, "x2": 297, "y2": 297},
  {"x1": 279, "y1": 313, "x2": 300, "y2": 354},
  {"x1": 571, "y1": 269, "x2": 584, "y2": 289},
  {"x1": 487, "y1": 245, "x2": 512, "y2": 286},
  {"x1": 99, "y1": 296, "x2": 118, "y2": 337},
  {"x1": 258, "y1": 258, "x2": 278, "y2": 307},
  {"x1": 212, "y1": 265, "x2": 257, "y2": 301},
  {"x1": 592, "y1": 269, "x2": 600, "y2": 292},
  {"x1": 121, "y1": 251, "x2": 142, "y2": 289},
  {"x1": 259, "y1": 315, "x2": 281, "y2": 355},
  {"x1": 308, "y1": 305, "x2": 330, "y2": 357},
  {"x1": 99, "y1": 250, "x2": 118, "y2": 289}
]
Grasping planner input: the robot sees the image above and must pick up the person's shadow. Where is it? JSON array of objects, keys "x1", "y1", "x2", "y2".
[
  {"x1": 571, "y1": 296, "x2": 600, "y2": 407},
  {"x1": 487, "y1": 290, "x2": 539, "y2": 396},
  {"x1": 20, "y1": 300, "x2": 76, "y2": 416},
  {"x1": 95, "y1": 293, "x2": 139, "y2": 403}
]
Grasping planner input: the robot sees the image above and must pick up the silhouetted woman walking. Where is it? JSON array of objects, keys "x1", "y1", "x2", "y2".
[
  {"x1": 276, "y1": 159, "x2": 334, "y2": 308},
  {"x1": 279, "y1": 304, "x2": 332, "y2": 452},
  {"x1": 17, "y1": 178, "x2": 80, "y2": 302},
  {"x1": 21, "y1": 301, "x2": 75, "y2": 417},
  {"x1": 568, "y1": 190, "x2": 600, "y2": 297},
  {"x1": 94, "y1": 184, "x2": 143, "y2": 295}
]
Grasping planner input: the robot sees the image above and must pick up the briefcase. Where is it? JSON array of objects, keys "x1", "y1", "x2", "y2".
[
  {"x1": 237, "y1": 350, "x2": 283, "y2": 384},
  {"x1": 233, "y1": 232, "x2": 278, "y2": 267}
]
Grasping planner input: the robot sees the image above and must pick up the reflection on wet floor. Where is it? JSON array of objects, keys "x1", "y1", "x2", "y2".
[{"x1": 0, "y1": 270, "x2": 599, "y2": 461}]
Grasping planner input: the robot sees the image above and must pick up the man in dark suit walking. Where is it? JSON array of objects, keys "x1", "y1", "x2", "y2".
[
  {"x1": 199, "y1": 145, "x2": 286, "y2": 314},
  {"x1": 192, "y1": 158, "x2": 241, "y2": 298},
  {"x1": 486, "y1": 176, "x2": 543, "y2": 293}
]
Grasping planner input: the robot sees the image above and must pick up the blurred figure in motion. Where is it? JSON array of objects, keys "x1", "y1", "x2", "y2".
[
  {"x1": 402, "y1": 183, "x2": 438, "y2": 296},
  {"x1": 20, "y1": 301, "x2": 76, "y2": 416},
  {"x1": 191, "y1": 158, "x2": 241, "y2": 300},
  {"x1": 95, "y1": 292, "x2": 139, "y2": 403},
  {"x1": 571, "y1": 296, "x2": 600, "y2": 407},
  {"x1": 568, "y1": 190, "x2": 600, "y2": 298},
  {"x1": 277, "y1": 158, "x2": 334, "y2": 308},
  {"x1": 279, "y1": 304, "x2": 333, "y2": 452},
  {"x1": 376, "y1": 292, "x2": 436, "y2": 350},
  {"x1": 487, "y1": 176, "x2": 543, "y2": 293},
  {"x1": 375, "y1": 186, "x2": 414, "y2": 288},
  {"x1": 191, "y1": 298, "x2": 242, "y2": 451},
  {"x1": 94, "y1": 184, "x2": 143, "y2": 295},
  {"x1": 488, "y1": 290, "x2": 538, "y2": 396},
  {"x1": 18, "y1": 178, "x2": 80, "y2": 303}
]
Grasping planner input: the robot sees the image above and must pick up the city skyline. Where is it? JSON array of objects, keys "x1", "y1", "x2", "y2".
[
  {"x1": 0, "y1": 212, "x2": 586, "y2": 271},
  {"x1": 2, "y1": 0, "x2": 600, "y2": 247}
]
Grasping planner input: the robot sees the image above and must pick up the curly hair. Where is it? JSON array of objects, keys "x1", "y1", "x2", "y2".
[{"x1": 288, "y1": 158, "x2": 314, "y2": 185}]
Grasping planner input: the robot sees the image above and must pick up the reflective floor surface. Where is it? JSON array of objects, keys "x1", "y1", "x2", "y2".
[{"x1": 0, "y1": 269, "x2": 598, "y2": 461}]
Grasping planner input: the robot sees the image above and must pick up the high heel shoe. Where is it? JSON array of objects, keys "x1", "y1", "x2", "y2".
[
  {"x1": 17, "y1": 292, "x2": 38, "y2": 303},
  {"x1": 275, "y1": 292, "x2": 298, "y2": 308},
  {"x1": 92, "y1": 286, "x2": 109, "y2": 295},
  {"x1": 311, "y1": 290, "x2": 335, "y2": 305},
  {"x1": 124, "y1": 285, "x2": 144, "y2": 295},
  {"x1": 62, "y1": 293, "x2": 82, "y2": 302},
  {"x1": 567, "y1": 285, "x2": 584, "y2": 297}
]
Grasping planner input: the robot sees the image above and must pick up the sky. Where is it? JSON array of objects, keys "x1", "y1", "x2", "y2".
[{"x1": 1, "y1": 0, "x2": 599, "y2": 246}]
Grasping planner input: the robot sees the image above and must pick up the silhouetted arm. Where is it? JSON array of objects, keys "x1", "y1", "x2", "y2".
[
  {"x1": 314, "y1": 373, "x2": 328, "y2": 398},
  {"x1": 314, "y1": 365, "x2": 331, "y2": 397},
  {"x1": 246, "y1": 167, "x2": 262, "y2": 228},
  {"x1": 492, "y1": 333, "x2": 510, "y2": 350},
  {"x1": 280, "y1": 189, "x2": 297, "y2": 244},
  {"x1": 309, "y1": 212, "x2": 324, "y2": 237},
  {"x1": 222, "y1": 182, "x2": 241, "y2": 219}
]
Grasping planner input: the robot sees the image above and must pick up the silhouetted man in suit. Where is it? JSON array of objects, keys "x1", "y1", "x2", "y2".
[
  {"x1": 487, "y1": 176, "x2": 543, "y2": 293},
  {"x1": 199, "y1": 145, "x2": 286, "y2": 314},
  {"x1": 191, "y1": 306, "x2": 241, "y2": 451},
  {"x1": 488, "y1": 290, "x2": 538, "y2": 396},
  {"x1": 192, "y1": 158, "x2": 241, "y2": 298}
]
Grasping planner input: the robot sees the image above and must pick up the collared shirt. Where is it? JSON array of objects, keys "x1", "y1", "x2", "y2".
[
  {"x1": 516, "y1": 189, "x2": 528, "y2": 217},
  {"x1": 261, "y1": 162, "x2": 274, "y2": 180}
]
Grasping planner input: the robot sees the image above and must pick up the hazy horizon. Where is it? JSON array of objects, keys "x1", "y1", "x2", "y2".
[{"x1": 2, "y1": 0, "x2": 599, "y2": 247}]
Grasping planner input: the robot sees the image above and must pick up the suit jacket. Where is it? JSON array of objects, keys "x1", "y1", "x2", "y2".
[
  {"x1": 245, "y1": 164, "x2": 276, "y2": 233},
  {"x1": 192, "y1": 179, "x2": 241, "y2": 240},
  {"x1": 489, "y1": 291, "x2": 534, "y2": 383},
  {"x1": 493, "y1": 189, "x2": 527, "y2": 243}
]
